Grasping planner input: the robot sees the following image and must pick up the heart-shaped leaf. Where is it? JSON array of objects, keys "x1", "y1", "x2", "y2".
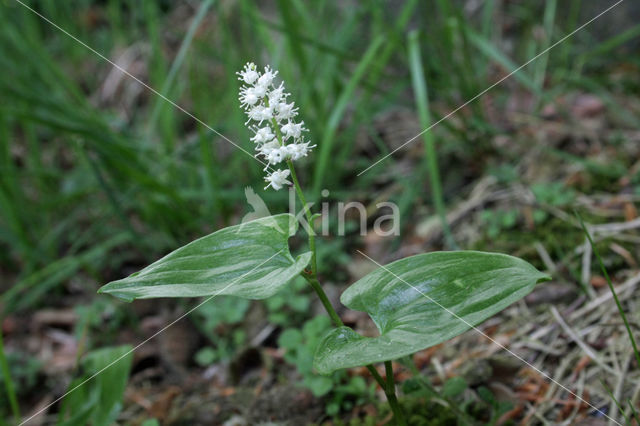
[
  {"x1": 99, "y1": 214, "x2": 311, "y2": 301},
  {"x1": 314, "y1": 251, "x2": 549, "y2": 374}
]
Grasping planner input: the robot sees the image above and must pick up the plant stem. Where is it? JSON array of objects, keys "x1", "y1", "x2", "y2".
[
  {"x1": 285, "y1": 159, "x2": 404, "y2": 424},
  {"x1": 366, "y1": 365, "x2": 387, "y2": 388},
  {"x1": 287, "y1": 160, "x2": 318, "y2": 277},
  {"x1": 302, "y1": 274, "x2": 343, "y2": 327},
  {"x1": 270, "y1": 115, "x2": 335, "y2": 325},
  {"x1": 384, "y1": 360, "x2": 394, "y2": 389},
  {"x1": 286, "y1": 159, "x2": 343, "y2": 328},
  {"x1": 385, "y1": 361, "x2": 407, "y2": 425},
  {"x1": 366, "y1": 364, "x2": 406, "y2": 425}
]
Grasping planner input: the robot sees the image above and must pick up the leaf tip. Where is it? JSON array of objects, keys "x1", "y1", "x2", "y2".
[
  {"x1": 536, "y1": 273, "x2": 553, "y2": 284},
  {"x1": 97, "y1": 282, "x2": 135, "y2": 302}
]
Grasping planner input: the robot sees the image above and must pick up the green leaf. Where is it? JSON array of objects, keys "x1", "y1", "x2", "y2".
[
  {"x1": 194, "y1": 347, "x2": 217, "y2": 366},
  {"x1": 326, "y1": 401, "x2": 340, "y2": 416},
  {"x1": 304, "y1": 375, "x2": 334, "y2": 397},
  {"x1": 442, "y1": 376, "x2": 467, "y2": 398},
  {"x1": 83, "y1": 346, "x2": 133, "y2": 426},
  {"x1": 278, "y1": 329, "x2": 303, "y2": 349},
  {"x1": 314, "y1": 251, "x2": 549, "y2": 374},
  {"x1": 58, "y1": 345, "x2": 133, "y2": 426},
  {"x1": 98, "y1": 214, "x2": 312, "y2": 301}
]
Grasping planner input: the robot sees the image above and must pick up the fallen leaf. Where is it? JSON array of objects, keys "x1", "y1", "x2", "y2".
[
  {"x1": 590, "y1": 276, "x2": 607, "y2": 288},
  {"x1": 624, "y1": 202, "x2": 638, "y2": 221},
  {"x1": 148, "y1": 386, "x2": 181, "y2": 420}
]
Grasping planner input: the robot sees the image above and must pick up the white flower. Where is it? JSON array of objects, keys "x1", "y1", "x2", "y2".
[
  {"x1": 268, "y1": 82, "x2": 286, "y2": 105},
  {"x1": 237, "y1": 62, "x2": 259, "y2": 85},
  {"x1": 257, "y1": 66, "x2": 277, "y2": 88},
  {"x1": 264, "y1": 169, "x2": 291, "y2": 191},
  {"x1": 246, "y1": 105, "x2": 273, "y2": 124},
  {"x1": 251, "y1": 126, "x2": 275, "y2": 144},
  {"x1": 252, "y1": 84, "x2": 267, "y2": 99},
  {"x1": 239, "y1": 87, "x2": 259, "y2": 108},
  {"x1": 280, "y1": 121, "x2": 305, "y2": 140},
  {"x1": 266, "y1": 146, "x2": 287, "y2": 165},
  {"x1": 275, "y1": 101, "x2": 297, "y2": 121},
  {"x1": 257, "y1": 140, "x2": 280, "y2": 156},
  {"x1": 238, "y1": 62, "x2": 315, "y2": 190},
  {"x1": 286, "y1": 141, "x2": 315, "y2": 160}
]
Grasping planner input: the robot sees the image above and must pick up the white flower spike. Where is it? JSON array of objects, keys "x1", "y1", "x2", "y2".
[{"x1": 238, "y1": 62, "x2": 315, "y2": 190}]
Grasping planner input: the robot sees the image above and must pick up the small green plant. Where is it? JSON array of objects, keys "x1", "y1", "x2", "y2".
[
  {"x1": 191, "y1": 296, "x2": 249, "y2": 365},
  {"x1": 480, "y1": 209, "x2": 519, "y2": 238},
  {"x1": 278, "y1": 315, "x2": 375, "y2": 415},
  {"x1": 264, "y1": 277, "x2": 311, "y2": 325},
  {"x1": 532, "y1": 182, "x2": 576, "y2": 206},
  {"x1": 57, "y1": 345, "x2": 133, "y2": 426},
  {"x1": 278, "y1": 316, "x2": 334, "y2": 398},
  {"x1": 99, "y1": 63, "x2": 549, "y2": 424},
  {"x1": 476, "y1": 386, "x2": 515, "y2": 425},
  {"x1": 531, "y1": 182, "x2": 576, "y2": 223}
]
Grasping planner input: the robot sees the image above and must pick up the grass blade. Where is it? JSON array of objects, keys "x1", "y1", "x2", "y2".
[
  {"x1": 579, "y1": 22, "x2": 640, "y2": 62},
  {"x1": 312, "y1": 36, "x2": 384, "y2": 195},
  {"x1": 0, "y1": 331, "x2": 20, "y2": 421},
  {"x1": 148, "y1": 0, "x2": 215, "y2": 131},
  {"x1": 628, "y1": 398, "x2": 639, "y2": 424},
  {"x1": 466, "y1": 28, "x2": 541, "y2": 96},
  {"x1": 407, "y1": 30, "x2": 456, "y2": 249},
  {"x1": 576, "y1": 212, "x2": 640, "y2": 370},
  {"x1": 533, "y1": 0, "x2": 557, "y2": 92},
  {"x1": 601, "y1": 379, "x2": 629, "y2": 424}
]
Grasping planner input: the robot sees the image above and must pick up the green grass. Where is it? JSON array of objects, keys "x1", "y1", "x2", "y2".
[{"x1": 0, "y1": 331, "x2": 20, "y2": 422}]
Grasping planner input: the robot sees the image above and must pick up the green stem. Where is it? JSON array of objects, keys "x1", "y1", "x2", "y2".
[
  {"x1": 366, "y1": 365, "x2": 387, "y2": 388},
  {"x1": 269, "y1": 114, "x2": 338, "y2": 326},
  {"x1": 290, "y1": 163, "x2": 341, "y2": 327},
  {"x1": 385, "y1": 361, "x2": 407, "y2": 425},
  {"x1": 302, "y1": 274, "x2": 343, "y2": 327},
  {"x1": 385, "y1": 391, "x2": 407, "y2": 426},
  {"x1": 366, "y1": 364, "x2": 406, "y2": 425},
  {"x1": 384, "y1": 360, "x2": 394, "y2": 389},
  {"x1": 281, "y1": 143, "x2": 404, "y2": 424},
  {"x1": 0, "y1": 330, "x2": 20, "y2": 422},
  {"x1": 287, "y1": 160, "x2": 318, "y2": 277}
]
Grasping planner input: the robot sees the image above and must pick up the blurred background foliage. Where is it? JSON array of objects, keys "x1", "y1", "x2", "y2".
[{"x1": 1, "y1": 0, "x2": 638, "y2": 312}]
